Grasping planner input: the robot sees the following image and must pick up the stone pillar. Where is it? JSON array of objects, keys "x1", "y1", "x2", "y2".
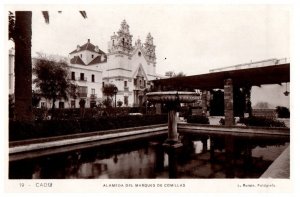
[
  {"x1": 167, "y1": 109, "x2": 178, "y2": 142},
  {"x1": 155, "y1": 103, "x2": 162, "y2": 114},
  {"x1": 224, "y1": 78, "x2": 234, "y2": 126},
  {"x1": 201, "y1": 90, "x2": 208, "y2": 116}
]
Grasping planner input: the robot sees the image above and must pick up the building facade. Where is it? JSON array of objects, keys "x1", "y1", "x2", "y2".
[
  {"x1": 9, "y1": 20, "x2": 161, "y2": 108},
  {"x1": 69, "y1": 20, "x2": 159, "y2": 107}
]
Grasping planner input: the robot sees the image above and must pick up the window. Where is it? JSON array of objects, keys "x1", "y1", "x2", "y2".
[
  {"x1": 134, "y1": 79, "x2": 137, "y2": 86},
  {"x1": 90, "y1": 101, "x2": 96, "y2": 108},
  {"x1": 71, "y1": 100, "x2": 76, "y2": 108},
  {"x1": 80, "y1": 73, "x2": 85, "y2": 81},
  {"x1": 59, "y1": 102, "x2": 65, "y2": 109},
  {"x1": 78, "y1": 86, "x2": 88, "y2": 97},
  {"x1": 91, "y1": 54, "x2": 94, "y2": 58},
  {"x1": 91, "y1": 88, "x2": 95, "y2": 95},
  {"x1": 92, "y1": 74, "x2": 95, "y2": 82},
  {"x1": 124, "y1": 96, "x2": 128, "y2": 106},
  {"x1": 138, "y1": 51, "x2": 141, "y2": 56},
  {"x1": 102, "y1": 82, "x2": 105, "y2": 87},
  {"x1": 122, "y1": 38, "x2": 125, "y2": 46},
  {"x1": 71, "y1": 72, "x2": 75, "y2": 80},
  {"x1": 41, "y1": 102, "x2": 46, "y2": 109},
  {"x1": 124, "y1": 81, "x2": 127, "y2": 87}
]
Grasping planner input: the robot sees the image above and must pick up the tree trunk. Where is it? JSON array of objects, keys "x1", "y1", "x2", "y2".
[
  {"x1": 14, "y1": 11, "x2": 33, "y2": 121},
  {"x1": 52, "y1": 98, "x2": 56, "y2": 110}
]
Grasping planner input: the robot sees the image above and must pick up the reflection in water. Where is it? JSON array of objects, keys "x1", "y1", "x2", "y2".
[{"x1": 9, "y1": 134, "x2": 289, "y2": 179}]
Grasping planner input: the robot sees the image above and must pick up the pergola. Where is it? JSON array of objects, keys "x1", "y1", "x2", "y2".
[{"x1": 151, "y1": 63, "x2": 290, "y2": 126}]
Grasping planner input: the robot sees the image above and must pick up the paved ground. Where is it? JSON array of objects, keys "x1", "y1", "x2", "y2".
[{"x1": 260, "y1": 145, "x2": 290, "y2": 178}]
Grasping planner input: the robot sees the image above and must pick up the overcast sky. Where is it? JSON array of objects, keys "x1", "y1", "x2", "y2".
[{"x1": 7, "y1": 4, "x2": 290, "y2": 76}]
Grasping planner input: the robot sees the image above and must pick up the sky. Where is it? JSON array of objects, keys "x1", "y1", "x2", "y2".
[
  {"x1": 6, "y1": 4, "x2": 291, "y2": 107},
  {"x1": 7, "y1": 4, "x2": 290, "y2": 76}
]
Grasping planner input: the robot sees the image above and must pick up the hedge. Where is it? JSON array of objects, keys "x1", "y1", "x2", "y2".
[
  {"x1": 32, "y1": 107, "x2": 157, "y2": 120},
  {"x1": 9, "y1": 114, "x2": 168, "y2": 141},
  {"x1": 243, "y1": 116, "x2": 286, "y2": 127},
  {"x1": 186, "y1": 115, "x2": 210, "y2": 124}
]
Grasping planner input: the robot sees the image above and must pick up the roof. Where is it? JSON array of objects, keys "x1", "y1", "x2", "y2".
[
  {"x1": 152, "y1": 63, "x2": 290, "y2": 90},
  {"x1": 70, "y1": 56, "x2": 85, "y2": 65},
  {"x1": 69, "y1": 40, "x2": 106, "y2": 55},
  {"x1": 88, "y1": 55, "x2": 107, "y2": 65}
]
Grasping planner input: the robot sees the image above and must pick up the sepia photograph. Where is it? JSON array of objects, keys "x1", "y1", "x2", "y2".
[{"x1": 3, "y1": 0, "x2": 297, "y2": 193}]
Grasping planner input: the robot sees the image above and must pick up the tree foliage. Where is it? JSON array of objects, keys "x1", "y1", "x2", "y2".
[
  {"x1": 33, "y1": 54, "x2": 76, "y2": 109},
  {"x1": 9, "y1": 11, "x2": 87, "y2": 121},
  {"x1": 32, "y1": 90, "x2": 41, "y2": 108},
  {"x1": 276, "y1": 106, "x2": 290, "y2": 118},
  {"x1": 102, "y1": 84, "x2": 118, "y2": 98},
  {"x1": 117, "y1": 100, "x2": 123, "y2": 107}
]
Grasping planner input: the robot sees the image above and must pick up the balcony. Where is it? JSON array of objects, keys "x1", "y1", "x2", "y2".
[
  {"x1": 78, "y1": 93, "x2": 87, "y2": 98},
  {"x1": 90, "y1": 94, "x2": 97, "y2": 99},
  {"x1": 77, "y1": 77, "x2": 87, "y2": 81}
]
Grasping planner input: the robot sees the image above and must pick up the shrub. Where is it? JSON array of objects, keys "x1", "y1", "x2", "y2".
[
  {"x1": 276, "y1": 106, "x2": 290, "y2": 118},
  {"x1": 9, "y1": 114, "x2": 168, "y2": 141},
  {"x1": 243, "y1": 116, "x2": 286, "y2": 127},
  {"x1": 186, "y1": 115, "x2": 210, "y2": 124}
]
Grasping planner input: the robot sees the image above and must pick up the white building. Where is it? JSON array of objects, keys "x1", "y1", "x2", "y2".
[
  {"x1": 69, "y1": 20, "x2": 160, "y2": 107},
  {"x1": 9, "y1": 20, "x2": 162, "y2": 108}
]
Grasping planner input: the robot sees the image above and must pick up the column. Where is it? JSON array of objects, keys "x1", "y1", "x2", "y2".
[
  {"x1": 224, "y1": 78, "x2": 234, "y2": 126},
  {"x1": 201, "y1": 90, "x2": 207, "y2": 116},
  {"x1": 155, "y1": 103, "x2": 162, "y2": 114},
  {"x1": 167, "y1": 109, "x2": 178, "y2": 143}
]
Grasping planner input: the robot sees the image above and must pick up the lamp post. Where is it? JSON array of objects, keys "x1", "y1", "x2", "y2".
[{"x1": 113, "y1": 87, "x2": 118, "y2": 107}]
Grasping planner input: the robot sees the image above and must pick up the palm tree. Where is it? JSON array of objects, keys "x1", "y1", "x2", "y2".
[
  {"x1": 9, "y1": 11, "x2": 87, "y2": 121},
  {"x1": 12, "y1": 11, "x2": 33, "y2": 121}
]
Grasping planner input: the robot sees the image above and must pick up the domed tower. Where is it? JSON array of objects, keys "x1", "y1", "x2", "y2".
[{"x1": 108, "y1": 20, "x2": 133, "y2": 55}]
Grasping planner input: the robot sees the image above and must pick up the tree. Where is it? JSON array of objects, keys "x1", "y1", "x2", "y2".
[
  {"x1": 10, "y1": 11, "x2": 33, "y2": 121},
  {"x1": 102, "y1": 84, "x2": 118, "y2": 98},
  {"x1": 102, "y1": 84, "x2": 118, "y2": 107},
  {"x1": 102, "y1": 97, "x2": 113, "y2": 108},
  {"x1": 32, "y1": 90, "x2": 41, "y2": 108},
  {"x1": 9, "y1": 11, "x2": 87, "y2": 121},
  {"x1": 173, "y1": 71, "x2": 186, "y2": 78},
  {"x1": 276, "y1": 106, "x2": 290, "y2": 118},
  {"x1": 117, "y1": 100, "x2": 123, "y2": 107},
  {"x1": 33, "y1": 54, "x2": 76, "y2": 110}
]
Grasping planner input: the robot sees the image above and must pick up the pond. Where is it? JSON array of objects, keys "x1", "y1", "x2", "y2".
[{"x1": 9, "y1": 132, "x2": 289, "y2": 179}]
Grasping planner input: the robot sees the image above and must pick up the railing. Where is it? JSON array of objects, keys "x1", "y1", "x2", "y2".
[
  {"x1": 78, "y1": 93, "x2": 87, "y2": 97},
  {"x1": 209, "y1": 58, "x2": 290, "y2": 73},
  {"x1": 77, "y1": 77, "x2": 87, "y2": 81},
  {"x1": 90, "y1": 94, "x2": 97, "y2": 99}
]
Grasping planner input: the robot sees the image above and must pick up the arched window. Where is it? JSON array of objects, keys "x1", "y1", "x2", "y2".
[{"x1": 138, "y1": 51, "x2": 141, "y2": 57}]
